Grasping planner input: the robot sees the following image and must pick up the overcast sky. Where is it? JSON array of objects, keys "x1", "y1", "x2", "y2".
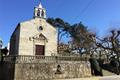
[{"x1": 0, "y1": 0, "x2": 120, "y2": 46}]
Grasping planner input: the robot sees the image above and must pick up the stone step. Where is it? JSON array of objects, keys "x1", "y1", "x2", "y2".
[{"x1": 55, "y1": 75, "x2": 120, "y2": 80}]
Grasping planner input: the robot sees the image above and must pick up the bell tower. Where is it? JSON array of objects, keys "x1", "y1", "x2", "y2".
[{"x1": 34, "y1": 2, "x2": 46, "y2": 19}]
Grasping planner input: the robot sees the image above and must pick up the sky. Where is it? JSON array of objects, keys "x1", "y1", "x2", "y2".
[{"x1": 0, "y1": 0, "x2": 120, "y2": 46}]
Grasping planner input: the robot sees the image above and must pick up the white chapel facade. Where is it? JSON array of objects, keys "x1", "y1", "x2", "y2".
[{"x1": 10, "y1": 2, "x2": 57, "y2": 56}]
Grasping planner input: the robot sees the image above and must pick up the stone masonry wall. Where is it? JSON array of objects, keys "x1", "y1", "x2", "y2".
[{"x1": 0, "y1": 61, "x2": 91, "y2": 80}]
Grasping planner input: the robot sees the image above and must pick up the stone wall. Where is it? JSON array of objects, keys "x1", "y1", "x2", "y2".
[
  {"x1": 0, "y1": 62, "x2": 15, "y2": 80},
  {"x1": 0, "y1": 61, "x2": 91, "y2": 80}
]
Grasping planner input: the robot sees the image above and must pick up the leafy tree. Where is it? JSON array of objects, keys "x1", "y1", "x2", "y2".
[
  {"x1": 47, "y1": 18, "x2": 96, "y2": 55},
  {"x1": 47, "y1": 18, "x2": 70, "y2": 53},
  {"x1": 47, "y1": 18, "x2": 70, "y2": 41},
  {"x1": 0, "y1": 47, "x2": 8, "y2": 62},
  {"x1": 69, "y1": 22, "x2": 96, "y2": 55}
]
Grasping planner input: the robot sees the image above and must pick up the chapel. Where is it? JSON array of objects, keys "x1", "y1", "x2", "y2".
[{"x1": 9, "y1": 2, "x2": 57, "y2": 56}]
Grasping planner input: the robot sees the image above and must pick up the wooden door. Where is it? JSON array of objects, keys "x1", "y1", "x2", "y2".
[{"x1": 35, "y1": 45, "x2": 45, "y2": 55}]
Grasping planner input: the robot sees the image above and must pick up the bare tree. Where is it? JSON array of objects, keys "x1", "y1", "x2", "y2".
[{"x1": 96, "y1": 29, "x2": 120, "y2": 60}]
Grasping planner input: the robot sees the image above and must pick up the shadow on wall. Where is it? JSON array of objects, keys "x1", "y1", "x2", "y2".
[{"x1": 0, "y1": 59, "x2": 16, "y2": 80}]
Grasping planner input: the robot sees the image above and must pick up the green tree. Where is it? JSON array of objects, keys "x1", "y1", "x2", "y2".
[
  {"x1": 47, "y1": 18, "x2": 70, "y2": 54},
  {"x1": 47, "y1": 18, "x2": 95, "y2": 55},
  {"x1": 69, "y1": 22, "x2": 96, "y2": 55},
  {"x1": 0, "y1": 47, "x2": 8, "y2": 62}
]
